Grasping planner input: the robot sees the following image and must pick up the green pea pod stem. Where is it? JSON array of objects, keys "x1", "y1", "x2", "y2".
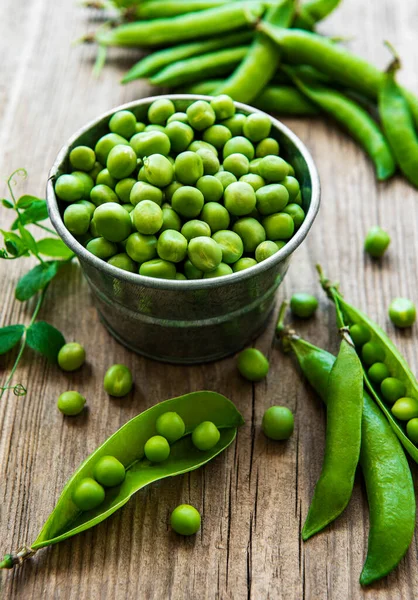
[
  {"x1": 150, "y1": 46, "x2": 249, "y2": 87},
  {"x1": 121, "y1": 31, "x2": 253, "y2": 83},
  {"x1": 213, "y1": 0, "x2": 295, "y2": 103},
  {"x1": 182, "y1": 81, "x2": 319, "y2": 115},
  {"x1": 1, "y1": 391, "x2": 244, "y2": 568},
  {"x1": 302, "y1": 337, "x2": 363, "y2": 540},
  {"x1": 133, "y1": 0, "x2": 233, "y2": 20},
  {"x1": 276, "y1": 308, "x2": 415, "y2": 586},
  {"x1": 317, "y1": 266, "x2": 418, "y2": 464},
  {"x1": 379, "y1": 54, "x2": 418, "y2": 187},
  {"x1": 93, "y1": 2, "x2": 265, "y2": 48},
  {"x1": 257, "y1": 23, "x2": 418, "y2": 128},
  {"x1": 286, "y1": 68, "x2": 395, "y2": 180}
]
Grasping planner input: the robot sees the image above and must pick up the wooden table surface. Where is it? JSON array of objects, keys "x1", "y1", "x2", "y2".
[{"x1": 1, "y1": 0, "x2": 418, "y2": 598}]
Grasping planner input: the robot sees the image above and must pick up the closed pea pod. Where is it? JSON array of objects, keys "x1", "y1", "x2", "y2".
[
  {"x1": 276, "y1": 306, "x2": 415, "y2": 586},
  {"x1": 133, "y1": 0, "x2": 233, "y2": 19},
  {"x1": 295, "y1": 0, "x2": 342, "y2": 28},
  {"x1": 0, "y1": 392, "x2": 243, "y2": 569}
]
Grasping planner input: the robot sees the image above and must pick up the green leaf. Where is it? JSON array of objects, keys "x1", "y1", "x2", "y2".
[
  {"x1": 15, "y1": 261, "x2": 59, "y2": 301},
  {"x1": 12, "y1": 201, "x2": 48, "y2": 229},
  {"x1": 0, "y1": 324, "x2": 25, "y2": 354},
  {"x1": 18, "y1": 223, "x2": 38, "y2": 256},
  {"x1": 26, "y1": 321, "x2": 65, "y2": 362},
  {"x1": 37, "y1": 238, "x2": 74, "y2": 259},
  {"x1": 16, "y1": 195, "x2": 43, "y2": 209},
  {"x1": 2, "y1": 199, "x2": 14, "y2": 209},
  {"x1": 0, "y1": 230, "x2": 28, "y2": 257}
]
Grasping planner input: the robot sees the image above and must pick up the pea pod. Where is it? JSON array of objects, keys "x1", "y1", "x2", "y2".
[
  {"x1": 296, "y1": 0, "x2": 341, "y2": 28},
  {"x1": 276, "y1": 309, "x2": 415, "y2": 586},
  {"x1": 286, "y1": 68, "x2": 395, "y2": 180},
  {"x1": 317, "y1": 266, "x2": 418, "y2": 463},
  {"x1": 0, "y1": 391, "x2": 244, "y2": 569},
  {"x1": 134, "y1": 0, "x2": 233, "y2": 20},
  {"x1": 121, "y1": 31, "x2": 254, "y2": 83},
  {"x1": 93, "y1": 2, "x2": 265, "y2": 48},
  {"x1": 213, "y1": 0, "x2": 295, "y2": 103},
  {"x1": 302, "y1": 337, "x2": 363, "y2": 540}
]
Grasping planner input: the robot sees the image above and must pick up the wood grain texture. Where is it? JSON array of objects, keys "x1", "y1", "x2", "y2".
[{"x1": 1, "y1": 0, "x2": 418, "y2": 598}]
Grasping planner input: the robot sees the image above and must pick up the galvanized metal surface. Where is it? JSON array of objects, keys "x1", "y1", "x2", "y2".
[{"x1": 46, "y1": 95, "x2": 320, "y2": 363}]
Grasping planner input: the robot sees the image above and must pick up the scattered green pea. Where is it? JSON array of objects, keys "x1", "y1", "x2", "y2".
[
  {"x1": 58, "y1": 343, "x2": 86, "y2": 372},
  {"x1": 364, "y1": 226, "x2": 391, "y2": 258},
  {"x1": 290, "y1": 293, "x2": 318, "y2": 319},
  {"x1": 57, "y1": 391, "x2": 86, "y2": 416},
  {"x1": 389, "y1": 298, "x2": 416, "y2": 328},
  {"x1": 262, "y1": 406, "x2": 294, "y2": 440},
  {"x1": 103, "y1": 364, "x2": 133, "y2": 397},
  {"x1": 170, "y1": 504, "x2": 201, "y2": 536},
  {"x1": 237, "y1": 348, "x2": 269, "y2": 382}
]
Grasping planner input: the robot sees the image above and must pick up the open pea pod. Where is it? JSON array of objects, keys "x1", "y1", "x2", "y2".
[
  {"x1": 1, "y1": 391, "x2": 244, "y2": 568},
  {"x1": 318, "y1": 266, "x2": 418, "y2": 463}
]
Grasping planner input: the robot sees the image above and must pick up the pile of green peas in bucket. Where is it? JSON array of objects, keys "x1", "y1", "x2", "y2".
[{"x1": 54, "y1": 95, "x2": 305, "y2": 280}]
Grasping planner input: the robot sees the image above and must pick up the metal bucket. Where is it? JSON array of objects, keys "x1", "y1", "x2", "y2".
[{"x1": 46, "y1": 95, "x2": 320, "y2": 364}]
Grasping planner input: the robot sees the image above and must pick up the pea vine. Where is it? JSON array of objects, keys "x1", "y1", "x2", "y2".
[{"x1": 0, "y1": 169, "x2": 74, "y2": 399}]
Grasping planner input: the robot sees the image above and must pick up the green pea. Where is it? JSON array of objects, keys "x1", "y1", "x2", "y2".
[
  {"x1": 157, "y1": 230, "x2": 188, "y2": 263},
  {"x1": 108, "y1": 252, "x2": 137, "y2": 272},
  {"x1": 191, "y1": 421, "x2": 220, "y2": 451},
  {"x1": 88, "y1": 161, "x2": 104, "y2": 181},
  {"x1": 249, "y1": 157, "x2": 262, "y2": 175},
  {"x1": 255, "y1": 138, "x2": 279, "y2": 158},
  {"x1": 223, "y1": 136, "x2": 255, "y2": 161},
  {"x1": 281, "y1": 176, "x2": 300, "y2": 202},
  {"x1": 198, "y1": 200, "x2": 229, "y2": 234},
  {"x1": 115, "y1": 178, "x2": 136, "y2": 203},
  {"x1": 237, "y1": 348, "x2": 269, "y2": 382},
  {"x1": 188, "y1": 237, "x2": 222, "y2": 273},
  {"x1": 144, "y1": 435, "x2": 170, "y2": 462},
  {"x1": 364, "y1": 226, "x2": 391, "y2": 258},
  {"x1": 224, "y1": 182, "x2": 256, "y2": 217},
  {"x1": 262, "y1": 406, "x2": 294, "y2": 440},
  {"x1": 290, "y1": 293, "x2": 318, "y2": 319},
  {"x1": 161, "y1": 205, "x2": 182, "y2": 233},
  {"x1": 86, "y1": 237, "x2": 118, "y2": 260},
  {"x1": 221, "y1": 113, "x2": 246, "y2": 136},
  {"x1": 196, "y1": 148, "x2": 220, "y2": 175},
  {"x1": 186, "y1": 100, "x2": 216, "y2": 131},
  {"x1": 132, "y1": 200, "x2": 163, "y2": 235},
  {"x1": 211, "y1": 94, "x2": 235, "y2": 120},
  {"x1": 381, "y1": 377, "x2": 407, "y2": 404},
  {"x1": 214, "y1": 170, "x2": 237, "y2": 189},
  {"x1": 255, "y1": 240, "x2": 279, "y2": 262},
  {"x1": 258, "y1": 155, "x2": 289, "y2": 182},
  {"x1": 57, "y1": 391, "x2": 86, "y2": 416},
  {"x1": 148, "y1": 98, "x2": 175, "y2": 124},
  {"x1": 349, "y1": 323, "x2": 371, "y2": 347},
  {"x1": 174, "y1": 151, "x2": 204, "y2": 185},
  {"x1": 223, "y1": 153, "x2": 250, "y2": 178},
  {"x1": 145, "y1": 125, "x2": 166, "y2": 135},
  {"x1": 181, "y1": 220, "x2": 211, "y2": 241},
  {"x1": 203, "y1": 263, "x2": 233, "y2": 278},
  {"x1": 130, "y1": 131, "x2": 171, "y2": 158},
  {"x1": 283, "y1": 204, "x2": 305, "y2": 229},
  {"x1": 212, "y1": 230, "x2": 243, "y2": 264},
  {"x1": 104, "y1": 364, "x2": 133, "y2": 397},
  {"x1": 232, "y1": 257, "x2": 258, "y2": 272},
  {"x1": 256, "y1": 184, "x2": 289, "y2": 216},
  {"x1": 139, "y1": 259, "x2": 177, "y2": 279},
  {"x1": 367, "y1": 362, "x2": 390, "y2": 384},
  {"x1": 203, "y1": 124, "x2": 232, "y2": 149},
  {"x1": 175, "y1": 273, "x2": 187, "y2": 280},
  {"x1": 262, "y1": 213, "x2": 295, "y2": 241},
  {"x1": 95, "y1": 133, "x2": 130, "y2": 164},
  {"x1": 72, "y1": 478, "x2": 105, "y2": 511},
  {"x1": 156, "y1": 411, "x2": 185, "y2": 443},
  {"x1": 63, "y1": 204, "x2": 91, "y2": 236},
  {"x1": 171, "y1": 186, "x2": 204, "y2": 219},
  {"x1": 70, "y1": 145, "x2": 96, "y2": 172},
  {"x1": 96, "y1": 168, "x2": 117, "y2": 189},
  {"x1": 233, "y1": 218, "x2": 266, "y2": 252},
  {"x1": 72, "y1": 170, "x2": 94, "y2": 196},
  {"x1": 94, "y1": 202, "x2": 132, "y2": 242},
  {"x1": 143, "y1": 154, "x2": 174, "y2": 188},
  {"x1": 391, "y1": 397, "x2": 418, "y2": 421},
  {"x1": 242, "y1": 113, "x2": 271, "y2": 142},
  {"x1": 362, "y1": 341, "x2": 385, "y2": 366},
  {"x1": 239, "y1": 173, "x2": 265, "y2": 191},
  {"x1": 184, "y1": 259, "x2": 203, "y2": 279},
  {"x1": 58, "y1": 342, "x2": 86, "y2": 372},
  {"x1": 389, "y1": 298, "x2": 416, "y2": 328},
  {"x1": 93, "y1": 455, "x2": 126, "y2": 487},
  {"x1": 137, "y1": 166, "x2": 148, "y2": 182},
  {"x1": 126, "y1": 232, "x2": 157, "y2": 263},
  {"x1": 90, "y1": 184, "x2": 119, "y2": 207},
  {"x1": 134, "y1": 122, "x2": 146, "y2": 134},
  {"x1": 165, "y1": 121, "x2": 194, "y2": 153},
  {"x1": 109, "y1": 110, "x2": 137, "y2": 138},
  {"x1": 167, "y1": 111, "x2": 188, "y2": 124},
  {"x1": 196, "y1": 175, "x2": 224, "y2": 203},
  {"x1": 294, "y1": 191, "x2": 303, "y2": 206},
  {"x1": 406, "y1": 418, "x2": 418, "y2": 443},
  {"x1": 165, "y1": 181, "x2": 183, "y2": 202},
  {"x1": 170, "y1": 504, "x2": 201, "y2": 536},
  {"x1": 188, "y1": 140, "x2": 218, "y2": 156},
  {"x1": 55, "y1": 174, "x2": 84, "y2": 202},
  {"x1": 130, "y1": 181, "x2": 163, "y2": 207},
  {"x1": 76, "y1": 200, "x2": 96, "y2": 218},
  {"x1": 275, "y1": 241, "x2": 286, "y2": 251}
]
